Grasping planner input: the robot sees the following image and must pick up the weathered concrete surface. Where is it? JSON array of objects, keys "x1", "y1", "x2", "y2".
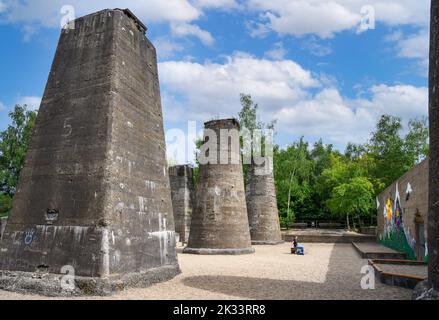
[
  {"x1": 0, "y1": 217, "x2": 7, "y2": 239},
  {"x1": 430, "y1": 0, "x2": 439, "y2": 293},
  {"x1": 376, "y1": 159, "x2": 428, "y2": 260},
  {"x1": 184, "y1": 119, "x2": 254, "y2": 255},
  {"x1": 352, "y1": 242, "x2": 407, "y2": 260},
  {"x1": 246, "y1": 158, "x2": 283, "y2": 245},
  {"x1": 0, "y1": 243, "x2": 413, "y2": 300},
  {"x1": 169, "y1": 165, "x2": 194, "y2": 244},
  {"x1": 0, "y1": 9, "x2": 180, "y2": 296},
  {"x1": 414, "y1": 0, "x2": 439, "y2": 300},
  {"x1": 283, "y1": 229, "x2": 375, "y2": 243}
]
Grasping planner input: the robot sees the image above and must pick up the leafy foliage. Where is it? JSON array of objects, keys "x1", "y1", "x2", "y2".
[
  {"x1": 0, "y1": 193, "x2": 12, "y2": 218},
  {"x1": 0, "y1": 105, "x2": 37, "y2": 217},
  {"x1": 257, "y1": 108, "x2": 428, "y2": 227},
  {"x1": 0, "y1": 105, "x2": 37, "y2": 196},
  {"x1": 326, "y1": 176, "x2": 375, "y2": 229}
]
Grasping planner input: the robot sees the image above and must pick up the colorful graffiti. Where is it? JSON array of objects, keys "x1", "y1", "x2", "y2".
[{"x1": 378, "y1": 182, "x2": 427, "y2": 261}]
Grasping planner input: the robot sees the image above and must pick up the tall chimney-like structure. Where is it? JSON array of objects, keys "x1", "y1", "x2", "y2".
[
  {"x1": 184, "y1": 119, "x2": 254, "y2": 255},
  {"x1": 413, "y1": 0, "x2": 439, "y2": 300},
  {"x1": 246, "y1": 158, "x2": 283, "y2": 245},
  {"x1": 169, "y1": 165, "x2": 195, "y2": 244},
  {"x1": 0, "y1": 9, "x2": 180, "y2": 296}
]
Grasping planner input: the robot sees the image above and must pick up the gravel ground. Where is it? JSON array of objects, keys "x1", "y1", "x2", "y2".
[
  {"x1": 0, "y1": 243, "x2": 412, "y2": 300},
  {"x1": 375, "y1": 264, "x2": 428, "y2": 279}
]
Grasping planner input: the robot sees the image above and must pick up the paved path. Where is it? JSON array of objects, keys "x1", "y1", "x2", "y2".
[
  {"x1": 374, "y1": 264, "x2": 427, "y2": 279},
  {"x1": 353, "y1": 242, "x2": 401, "y2": 254},
  {"x1": 0, "y1": 243, "x2": 412, "y2": 300},
  {"x1": 352, "y1": 242, "x2": 407, "y2": 259}
]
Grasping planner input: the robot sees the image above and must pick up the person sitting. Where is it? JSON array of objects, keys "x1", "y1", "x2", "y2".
[{"x1": 291, "y1": 236, "x2": 298, "y2": 254}]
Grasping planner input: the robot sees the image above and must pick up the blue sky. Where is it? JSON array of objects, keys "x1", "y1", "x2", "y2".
[{"x1": 0, "y1": 0, "x2": 431, "y2": 164}]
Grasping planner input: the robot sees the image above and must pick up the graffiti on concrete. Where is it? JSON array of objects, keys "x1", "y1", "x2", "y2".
[
  {"x1": 379, "y1": 182, "x2": 419, "y2": 261},
  {"x1": 405, "y1": 183, "x2": 413, "y2": 201},
  {"x1": 24, "y1": 228, "x2": 36, "y2": 245}
]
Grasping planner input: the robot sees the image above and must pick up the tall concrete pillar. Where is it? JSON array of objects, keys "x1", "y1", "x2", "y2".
[
  {"x1": 169, "y1": 165, "x2": 195, "y2": 244},
  {"x1": 184, "y1": 119, "x2": 254, "y2": 255},
  {"x1": 246, "y1": 157, "x2": 283, "y2": 244},
  {"x1": 413, "y1": 0, "x2": 439, "y2": 300},
  {"x1": 428, "y1": 0, "x2": 439, "y2": 295},
  {"x1": 0, "y1": 9, "x2": 180, "y2": 296}
]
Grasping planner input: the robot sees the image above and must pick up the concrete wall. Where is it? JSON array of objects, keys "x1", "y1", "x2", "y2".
[
  {"x1": 169, "y1": 165, "x2": 194, "y2": 244},
  {"x1": 377, "y1": 158, "x2": 428, "y2": 261},
  {"x1": 0, "y1": 9, "x2": 179, "y2": 294},
  {"x1": 246, "y1": 158, "x2": 283, "y2": 244},
  {"x1": 0, "y1": 217, "x2": 7, "y2": 240},
  {"x1": 185, "y1": 119, "x2": 254, "y2": 254},
  {"x1": 428, "y1": 0, "x2": 439, "y2": 292}
]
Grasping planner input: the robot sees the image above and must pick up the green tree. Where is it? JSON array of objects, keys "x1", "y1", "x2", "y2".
[
  {"x1": 238, "y1": 94, "x2": 262, "y2": 135},
  {"x1": 311, "y1": 140, "x2": 337, "y2": 218},
  {"x1": 368, "y1": 115, "x2": 409, "y2": 187},
  {"x1": 274, "y1": 138, "x2": 315, "y2": 223},
  {"x1": 326, "y1": 176, "x2": 375, "y2": 230},
  {"x1": 404, "y1": 117, "x2": 429, "y2": 164},
  {"x1": 0, "y1": 105, "x2": 37, "y2": 196},
  {"x1": 368, "y1": 114, "x2": 428, "y2": 192},
  {"x1": 237, "y1": 93, "x2": 276, "y2": 186},
  {"x1": 192, "y1": 137, "x2": 205, "y2": 191},
  {"x1": 321, "y1": 154, "x2": 364, "y2": 192},
  {"x1": 0, "y1": 193, "x2": 12, "y2": 217}
]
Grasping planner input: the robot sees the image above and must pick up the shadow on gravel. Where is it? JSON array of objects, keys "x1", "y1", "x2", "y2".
[{"x1": 181, "y1": 244, "x2": 412, "y2": 300}]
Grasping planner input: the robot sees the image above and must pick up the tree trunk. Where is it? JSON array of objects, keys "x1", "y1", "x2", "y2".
[
  {"x1": 286, "y1": 169, "x2": 296, "y2": 219},
  {"x1": 346, "y1": 213, "x2": 350, "y2": 230}
]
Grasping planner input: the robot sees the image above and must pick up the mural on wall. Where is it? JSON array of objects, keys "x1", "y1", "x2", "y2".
[{"x1": 378, "y1": 182, "x2": 427, "y2": 261}]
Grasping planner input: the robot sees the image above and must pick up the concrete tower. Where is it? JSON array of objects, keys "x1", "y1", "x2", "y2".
[
  {"x1": 413, "y1": 0, "x2": 439, "y2": 300},
  {"x1": 169, "y1": 165, "x2": 195, "y2": 244},
  {"x1": 0, "y1": 9, "x2": 180, "y2": 296},
  {"x1": 246, "y1": 158, "x2": 283, "y2": 245},
  {"x1": 184, "y1": 119, "x2": 254, "y2": 255},
  {"x1": 430, "y1": 0, "x2": 439, "y2": 294}
]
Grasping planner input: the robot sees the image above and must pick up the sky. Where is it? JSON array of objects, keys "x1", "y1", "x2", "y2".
[{"x1": 0, "y1": 0, "x2": 431, "y2": 164}]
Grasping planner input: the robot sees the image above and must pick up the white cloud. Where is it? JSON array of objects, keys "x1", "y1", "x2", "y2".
[
  {"x1": 396, "y1": 31, "x2": 429, "y2": 61},
  {"x1": 246, "y1": 20, "x2": 271, "y2": 38},
  {"x1": 247, "y1": 0, "x2": 430, "y2": 38},
  {"x1": 195, "y1": 0, "x2": 240, "y2": 9},
  {"x1": 159, "y1": 53, "x2": 428, "y2": 147},
  {"x1": 17, "y1": 96, "x2": 42, "y2": 111},
  {"x1": 0, "y1": 0, "x2": 201, "y2": 28},
  {"x1": 265, "y1": 42, "x2": 288, "y2": 60},
  {"x1": 249, "y1": 0, "x2": 359, "y2": 38},
  {"x1": 159, "y1": 52, "x2": 320, "y2": 121},
  {"x1": 274, "y1": 84, "x2": 428, "y2": 145},
  {"x1": 0, "y1": 1, "x2": 6, "y2": 13},
  {"x1": 396, "y1": 31, "x2": 429, "y2": 73},
  {"x1": 300, "y1": 37, "x2": 332, "y2": 57},
  {"x1": 386, "y1": 29, "x2": 429, "y2": 76},
  {"x1": 21, "y1": 25, "x2": 38, "y2": 42},
  {"x1": 0, "y1": 101, "x2": 5, "y2": 111},
  {"x1": 273, "y1": 88, "x2": 373, "y2": 145},
  {"x1": 358, "y1": 84, "x2": 428, "y2": 120},
  {"x1": 153, "y1": 38, "x2": 185, "y2": 59},
  {"x1": 171, "y1": 23, "x2": 215, "y2": 46}
]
